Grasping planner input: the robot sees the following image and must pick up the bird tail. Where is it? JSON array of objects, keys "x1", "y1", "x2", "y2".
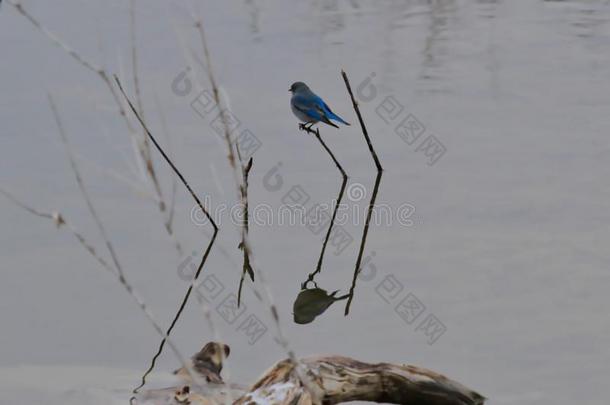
[
  {"x1": 330, "y1": 113, "x2": 350, "y2": 126},
  {"x1": 320, "y1": 115, "x2": 339, "y2": 128},
  {"x1": 321, "y1": 102, "x2": 350, "y2": 126}
]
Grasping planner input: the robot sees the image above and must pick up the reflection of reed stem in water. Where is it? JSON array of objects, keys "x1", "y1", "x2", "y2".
[
  {"x1": 115, "y1": 77, "x2": 220, "y2": 395},
  {"x1": 341, "y1": 71, "x2": 384, "y2": 316},
  {"x1": 344, "y1": 172, "x2": 382, "y2": 315},
  {"x1": 300, "y1": 126, "x2": 348, "y2": 288}
]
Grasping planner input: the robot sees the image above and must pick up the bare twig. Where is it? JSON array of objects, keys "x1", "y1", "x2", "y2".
[
  {"x1": 71, "y1": 150, "x2": 156, "y2": 200},
  {"x1": 341, "y1": 70, "x2": 383, "y2": 172},
  {"x1": 0, "y1": 188, "x2": 115, "y2": 272},
  {"x1": 191, "y1": 15, "x2": 238, "y2": 171},
  {"x1": 8, "y1": 1, "x2": 99, "y2": 73},
  {"x1": 115, "y1": 76, "x2": 219, "y2": 394},
  {"x1": 129, "y1": 0, "x2": 145, "y2": 121},
  {"x1": 344, "y1": 171, "x2": 382, "y2": 315},
  {"x1": 181, "y1": 8, "x2": 309, "y2": 392},
  {"x1": 0, "y1": 188, "x2": 56, "y2": 222},
  {"x1": 186, "y1": 11, "x2": 257, "y2": 303},
  {"x1": 2, "y1": 188, "x2": 200, "y2": 401},
  {"x1": 340, "y1": 71, "x2": 384, "y2": 315},
  {"x1": 154, "y1": 93, "x2": 183, "y2": 255},
  {"x1": 299, "y1": 126, "x2": 348, "y2": 288},
  {"x1": 8, "y1": 0, "x2": 175, "y2": 257},
  {"x1": 7, "y1": 1, "x2": 131, "y2": 131},
  {"x1": 127, "y1": 0, "x2": 167, "y2": 216},
  {"x1": 48, "y1": 94, "x2": 128, "y2": 284},
  {"x1": 48, "y1": 94, "x2": 198, "y2": 387}
]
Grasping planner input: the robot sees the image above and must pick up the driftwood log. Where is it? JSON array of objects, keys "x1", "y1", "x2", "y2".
[{"x1": 135, "y1": 342, "x2": 485, "y2": 405}]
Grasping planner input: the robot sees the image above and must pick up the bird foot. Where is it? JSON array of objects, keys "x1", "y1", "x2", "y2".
[{"x1": 298, "y1": 123, "x2": 317, "y2": 134}]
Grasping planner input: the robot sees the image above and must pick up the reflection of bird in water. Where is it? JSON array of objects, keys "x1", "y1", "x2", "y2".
[
  {"x1": 293, "y1": 287, "x2": 349, "y2": 324},
  {"x1": 174, "y1": 341, "x2": 230, "y2": 383}
]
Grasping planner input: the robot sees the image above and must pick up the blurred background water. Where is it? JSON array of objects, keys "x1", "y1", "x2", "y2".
[{"x1": 1, "y1": 0, "x2": 609, "y2": 404}]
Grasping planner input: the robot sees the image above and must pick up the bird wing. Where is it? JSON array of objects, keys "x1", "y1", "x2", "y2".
[
  {"x1": 318, "y1": 97, "x2": 350, "y2": 126},
  {"x1": 293, "y1": 95, "x2": 338, "y2": 128}
]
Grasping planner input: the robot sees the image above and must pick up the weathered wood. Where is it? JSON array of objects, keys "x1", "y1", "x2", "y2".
[
  {"x1": 136, "y1": 343, "x2": 484, "y2": 405},
  {"x1": 235, "y1": 356, "x2": 484, "y2": 405}
]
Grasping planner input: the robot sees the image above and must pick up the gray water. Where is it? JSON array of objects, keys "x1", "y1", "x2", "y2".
[{"x1": 1, "y1": 0, "x2": 609, "y2": 404}]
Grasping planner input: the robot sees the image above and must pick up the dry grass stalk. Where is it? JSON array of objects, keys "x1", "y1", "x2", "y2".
[
  {"x1": 7, "y1": 0, "x2": 178, "y2": 253},
  {"x1": 115, "y1": 77, "x2": 219, "y2": 394},
  {"x1": 0, "y1": 189, "x2": 196, "y2": 393},
  {"x1": 183, "y1": 13, "x2": 310, "y2": 390}
]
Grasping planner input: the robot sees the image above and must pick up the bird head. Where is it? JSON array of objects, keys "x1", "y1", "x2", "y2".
[{"x1": 289, "y1": 82, "x2": 309, "y2": 93}]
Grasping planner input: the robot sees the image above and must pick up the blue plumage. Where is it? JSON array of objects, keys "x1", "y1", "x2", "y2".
[{"x1": 289, "y1": 82, "x2": 350, "y2": 129}]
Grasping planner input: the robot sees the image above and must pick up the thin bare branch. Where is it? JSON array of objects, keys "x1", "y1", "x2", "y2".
[
  {"x1": 340, "y1": 71, "x2": 384, "y2": 315},
  {"x1": 191, "y1": 15, "x2": 237, "y2": 171},
  {"x1": 0, "y1": 188, "x2": 54, "y2": 221},
  {"x1": 0, "y1": 188, "x2": 197, "y2": 394},
  {"x1": 154, "y1": 93, "x2": 183, "y2": 255},
  {"x1": 341, "y1": 70, "x2": 383, "y2": 172},
  {"x1": 48, "y1": 94, "x2": 127, "y2": 284},
  {"x1": 9, "y1": 0, "x2": 174, "y2": 254},
  {"x1": 184, "y1": 11, "x2": 257, "y2": 307},
  {"x1": 344, "y1": 171, "x2": 382, "y2": 315},
  {"x1": 299, "y1": 126, "x2": 349, "y2": 287},
  {"x1": 115, "y1": 76, "x2": 219, "y2": 394},
  {"x1": 71, "y1": 150, "x2": 157, "y2": 201},
  {"x1": 176, "y1": 8, "x2": 310, "y2": 391},
  {"x1": 0, "y1": 188, "x2": 114, "y2": 272},
  {"x1": 129, "y1": 0, "x2": 145, "y2": 121},
  {"x1": 8, "y1": 1, "x2": 100, "y2": 73},
  {"x1": 128, "y1": 0, "x2": 166, "y2": 213}
]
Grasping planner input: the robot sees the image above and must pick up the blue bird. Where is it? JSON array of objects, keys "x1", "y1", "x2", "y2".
[{"x1": 289, "y1": 82, "x2": 350, "y2": 130}]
